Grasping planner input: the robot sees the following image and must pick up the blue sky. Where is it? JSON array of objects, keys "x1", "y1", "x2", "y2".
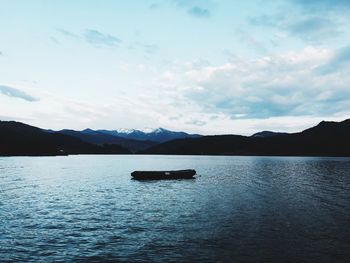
[{"x1": 1, "y1": 0, "x2": 350, "y2": 134}]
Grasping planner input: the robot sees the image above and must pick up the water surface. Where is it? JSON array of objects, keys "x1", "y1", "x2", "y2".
[{"x1": 1, "y1": 155, "x2": 350, "y2": 262}]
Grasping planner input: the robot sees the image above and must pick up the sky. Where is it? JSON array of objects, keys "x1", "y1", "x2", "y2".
[{"x1": 1, "y1": 0, "x2": 350, "y2": 135}]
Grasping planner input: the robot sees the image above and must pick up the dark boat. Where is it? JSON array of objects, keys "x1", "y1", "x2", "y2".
[{"x1": 131, "y1": 169, "x2": 196, "y2": 180}]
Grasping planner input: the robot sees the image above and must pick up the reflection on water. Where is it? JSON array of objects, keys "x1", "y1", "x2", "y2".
[{"x1": 1, "y1": 155, "x2": 350, "y2": 262}]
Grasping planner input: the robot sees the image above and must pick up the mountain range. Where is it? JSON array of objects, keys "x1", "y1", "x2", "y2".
[
  {"x1": 0, "y1": 122, "x2": 200, "y2": 155},
  {"x1": 1, "y1": 119, "x2": 349, "y2": 156},
  {"x1": 53, "y1": 128, "x2": 201, "y2": 153},
  {"x1": 97, "y1": 128, "x2": 201, "y2": 143},
  {"x1": 143, "y1": 119, "x2": 350, "y2": 157},
  {"x1": 0, "y1": 121, "x2": 129, "y2": 156}
]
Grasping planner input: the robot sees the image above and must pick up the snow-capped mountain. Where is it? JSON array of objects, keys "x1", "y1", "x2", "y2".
[
  {"x1": 114, "y1": 128, "x2": 155, "y2": 134},
  {"x1": 98, "y1": 128, "x2": 202, "y2": 143}
]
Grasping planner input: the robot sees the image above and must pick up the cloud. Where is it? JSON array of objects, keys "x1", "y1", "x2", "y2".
[
  {"x1": 316, "y1": 45, "x2": 350, "y2": 74},
  {"x1": 0, "y1": 115, "x2": 33, "y2": 122},
  {"x1": 84, "y1": 29, "x2": 121, "y2": 48},
  {"x1": 0, "y1": 85, "x2": 39, "y2": 102},
  {"x1": 114, "y1": 45, "x2": 348, "y2": 134},
  {"x1": 171, "y1": 0, "x2": 212, "y2": 18},
  {"x1": 186, "y1": 119, "x2": 206, "y2": 126},
  {"x1": 56, "y1": 28, "x2": 158, "y2": 58},
  {"x1": 292, "y1": 0, "x2": 350, "y2": 12},
  {"x1": 56, "y1": 28, "x2": 80, "y2": 39},
  {"x1": 249, "y1": 15, "x2": 283, "y2": 27},
  {"x1": 287, "y1": 17, "x2": 340, "y2": 42},
  {"x1": 57, "y1": 28, "x2": 121, "y2": 48},
  {"x1": 249, "y1": 0, "x2": 348, "y2": 44},
  {"x1": 249, "y1": 14, "x2": 340, "y2": 43},
  {"x1": 50, "y1": 36, "x2": 60, "y2": 44},
  {"x1": 0, "y1": 51, "x2": 3, "y2": 56},
  {"x1": 162, "y1": 47, "x2": 350, "y2": 120},
  {"x1": 188, "y1": 6, "x2": 210, "y2": 18}
]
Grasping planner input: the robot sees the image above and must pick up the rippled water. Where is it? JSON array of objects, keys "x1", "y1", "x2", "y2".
[{"x1": 1, "y1": 155, "x2": 350, "y2": 262}]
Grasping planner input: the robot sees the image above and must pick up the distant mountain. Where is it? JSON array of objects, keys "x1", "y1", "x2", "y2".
[
  {"x1": 98, "y1": 128, "x2": 202, "y2": 143},
  {"x1": 2, "y1": 119, "x2": 349, "y2": 157},
  {"x1": 251, "y1": 131, "x2": 289, "y2": 138},
  {"x1": 53, "y1": 127, "x2": 200, "y2": 152},
  {"x1": 143, "y1": 119, "x2": 350, "y2": 157},
  {"x1": 0, "y1": 121, "x2": 130, "y2": 156},
  {"x1": 56, "y1": 129, "x2": 156, "y2": 153}
]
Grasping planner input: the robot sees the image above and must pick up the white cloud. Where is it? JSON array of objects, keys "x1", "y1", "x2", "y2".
[
  {"x1": 0, "y1": 85, "x2": 39, "y2": 101},
  {"x1": 177, "y1": 46, "x2": 349, "y2": 119},
  {"x1": 130, "y1": 46, "x2": 350, "y2": 134},
  {"x1": 1, "y1": 48, "x2": 348, "y2": 135}
]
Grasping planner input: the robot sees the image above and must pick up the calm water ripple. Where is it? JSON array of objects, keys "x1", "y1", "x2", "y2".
[{"x1": 1, "y1": 155, "x2": 350, "y2": 262}]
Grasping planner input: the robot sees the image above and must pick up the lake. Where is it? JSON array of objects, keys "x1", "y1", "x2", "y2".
[{"x1": 1, "y1": 155, "x2": 350, "y2": 262}]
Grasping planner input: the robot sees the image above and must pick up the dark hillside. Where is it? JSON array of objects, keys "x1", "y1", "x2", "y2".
[{"x1": 143, "y1": 119, "x2": 350, "y2": 157}]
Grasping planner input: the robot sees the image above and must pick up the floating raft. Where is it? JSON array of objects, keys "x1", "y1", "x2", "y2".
[{"x1": 131, "y1": 169, "x2": 196, "y2": 180}]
